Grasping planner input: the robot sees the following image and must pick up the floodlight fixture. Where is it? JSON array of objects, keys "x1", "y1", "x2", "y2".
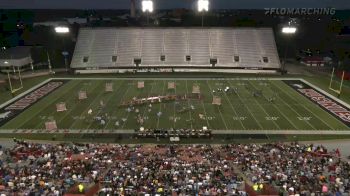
[
  {"x1": 281, "y1": 26, "x2": 297, "y2": 73},
  {"x1": 55, "y1": 26, "x2": 70, "y2": 34},
  {"x1": 4, "y1": 61, "x2": 9, "y2": 64},
  {"x1": 198, "y1": 0, "x2": 209, "y2": 12},
  {"x1": 142, "y1": 0, "x2": 154, "y2": 13},
  {"x1": 282, "y1": 27, "x2": 297, "y2": 34}
]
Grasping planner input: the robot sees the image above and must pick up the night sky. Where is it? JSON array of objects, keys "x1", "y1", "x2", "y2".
[{"x1": 1, "y1": 0, "x2": 349, "y2": 9}]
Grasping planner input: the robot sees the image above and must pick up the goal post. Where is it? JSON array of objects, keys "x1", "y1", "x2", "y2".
[
  {"x1": 329, "y1": 67, "x2": 345, "y2": 96},
  {"x1": 7, "y1": 66, "x2": 23, "y2": 94}
]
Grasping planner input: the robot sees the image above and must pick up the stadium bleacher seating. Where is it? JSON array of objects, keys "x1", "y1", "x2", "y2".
[
  {"x1": 1, "y1": 141, "x2": 348, "y2": 195},
  {"x1": 71, "y1": 28, "x2": 281, "y2": 70}
]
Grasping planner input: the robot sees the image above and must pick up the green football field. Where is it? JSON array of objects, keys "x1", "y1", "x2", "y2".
[{"x1": 1, "y1": 78, "x2": 350, "y2": 131}]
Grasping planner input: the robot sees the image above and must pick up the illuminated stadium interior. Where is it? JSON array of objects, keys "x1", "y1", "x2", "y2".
[{"x1": 0, "y1": 0, "x2": 350, "y2": 195}]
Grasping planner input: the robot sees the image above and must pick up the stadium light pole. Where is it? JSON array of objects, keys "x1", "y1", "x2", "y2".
[
  {"x1": 281, "y1": 26, "x2": 297, "y2": 74},
  {"x1": 142, "y1": 0, "x2": 154, "y2": 25},
  {"x1": 47, "y1": 50, "x2": 53, "y2": 74},
  {"x1": 54, "y1": 26, "x2": 70, "y2": 72},
  {"x1": 197, "y1": 0, "x2": 209, "y2": 27},
  {"x1": 35, "y1": 45, "x2": 53, "y2": 74}
]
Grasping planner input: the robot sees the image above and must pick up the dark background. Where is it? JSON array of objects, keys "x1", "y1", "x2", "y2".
[{"x1": 0, "y1": 8, "x2": 349, "y2": 70}]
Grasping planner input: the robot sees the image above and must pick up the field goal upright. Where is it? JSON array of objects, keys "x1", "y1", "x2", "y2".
[
  {"x1": 329, "y1": 67, "x2": 345, "y2": 96},
  {"x1": 7, "y1": 66, "x2": 23, "y2": 94}
]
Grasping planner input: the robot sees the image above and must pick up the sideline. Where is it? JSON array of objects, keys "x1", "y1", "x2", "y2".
[
  {"x1": 1, "y1": 129, "x2": 350, "y2": 134},
  {"x1": 0, "y1": 78, "x2": 52, "y2": 109},
  {"x1": 300, "y1": 79, "x2": 350, "y2": 110},
  {"x1": 1, "y1": 138, "x2": 350, "y2": 158}
]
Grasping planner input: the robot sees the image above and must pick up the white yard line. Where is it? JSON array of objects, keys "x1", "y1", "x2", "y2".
[
  {"x1": 37, "y1": 82, "x2": 100, "y2": 129},
  {"x1": 279, "y1": 82, "x2": 339, "y2": 130},
  {"x1": 15, "y1": 81, "x2": 80, "y2": 129},
  {"x1": 140, "y1": 80, "x2": 156, "y2": 125},
  {"x1": 68, "y1": 81, "x2": 108, "y2": 128},
  {"x1": 213, "y1": 130, "x2": 350, "y2": 134},
  {"x1": 218, "y1": 103, "x2": 321, "y2": 106},
  {"x1": 269, "y1": 81, "x2": 316, "y2": 130},
  {"x1": 50, "y1": 77, "x2": 307, "y2": 82},
  {"x1": 185, "y1": 80, "x2": 193, "y2": 129},
  {"x1": 85, "y1": 82, "x2": 124, "y2": 130},
  {"x1": 302, "y1": 105, "x2": 341, "y2": 130},
  {"x1": 2, "y1": 128, "x2": 350, "y2": 134},
  {"x1": 101, "y1": 82, "x2": 129, "y2": 130},
  {"x1": 246, "y1": 80, "x2": 281, "y2": 130},
  {"x1": 226, "y1": 80, "x2": 263, "y2": 129},
  {"x1": 195, "y1": 80, "x2": 211, "y2": 128},
  {"x1": 264, "y1": 82, "x2": 315, "y2": 129},
  {"x1": 156, "y1": 81, "x2": 166, "y2": 128},
  {"x1": 205, "y1": 80, "x2": 229, "y2": 130},
  {"x1": 3, "y1": 77, "x2": 349, "y2": 132},
  {"x1": 172, "y1": 81, "x2": 177, "y2": 128},
  {"x1": 220, "y1": 80, "x2": 246, "y2": 129},
  {"x1": 104, "y1": 81, "x2": 133, "y2": 129},
  {"x1": 11, "y1": 76, "x2": 348, "y2": 108},
  {"x1": 121, "y1": 81, "x2": 147, "y2": 129},
  {"x1": 257, "y1": 82, "x2": 299, "y2": 130}
]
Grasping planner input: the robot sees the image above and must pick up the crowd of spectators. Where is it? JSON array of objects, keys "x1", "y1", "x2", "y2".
[
  {"x1": 237, "y1": 142, "x2": 350, "y2": 195},
  {"x1": 0, "y1": 140, "x2": 349, "y2": 195}
]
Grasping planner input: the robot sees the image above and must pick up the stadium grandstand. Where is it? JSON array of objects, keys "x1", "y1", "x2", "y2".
[
  {"x1": 71, "y1": 28, "x2": 281, "y2": 74},
  {"x1": 1, "y1": 1, "x2": 350, "y2": 195},
  {"x1": 0, "y1": 140, "x2": 349, "y2": 195}
]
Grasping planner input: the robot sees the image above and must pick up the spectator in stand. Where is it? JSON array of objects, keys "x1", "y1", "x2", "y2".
[{"x1": 0, "y1": 140, "x2": 349, "y2": 195}]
